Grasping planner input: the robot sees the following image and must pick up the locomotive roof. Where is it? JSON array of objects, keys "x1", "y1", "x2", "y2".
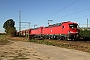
[
  {"x1": 25, "y1": 21, "x2": 78, "y2": 30},
  {"x1": 49, "y1": 23, "x2": 62, "y2": 26},
  {"x1": 46, "y1": 21, "x2": 78, "y2": 28}
]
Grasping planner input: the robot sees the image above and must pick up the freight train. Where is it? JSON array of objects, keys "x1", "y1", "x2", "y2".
[{"x1": 19, "y1": 21, "x2": 80, "y2": 40}]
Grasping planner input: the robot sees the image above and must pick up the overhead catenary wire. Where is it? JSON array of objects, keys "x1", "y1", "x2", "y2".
[
  {"x1": 46, "y1": 0, "x2": 79, "y2": 19},
  {"x1": 70, "y1": 15, "x2": 90, "y2": 20},
  {"x1": 53, "y1": 0, "x2": 79, "y2": 15},
  {"x1": 55, "y1": 7, "x2": 90, "y2": 19}
]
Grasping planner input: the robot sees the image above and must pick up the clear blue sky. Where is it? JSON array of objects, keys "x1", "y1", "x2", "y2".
[{"x1": 0, "y1": 0, "x2": 90, "y2": 33}]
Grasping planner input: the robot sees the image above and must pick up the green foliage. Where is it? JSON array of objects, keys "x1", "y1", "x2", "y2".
[
  {"x1": 3, "y1": 19, "x2": 15, "y2": 29},
  {"x1": 8, "y1": 27, "x2": 17, "y2": 37},
  {"x1": 0, "y1": 35, "x2": 4, "y2": 39},
  {"x1": 80, "y1": 29, "x2": 90, "y2": 39},
  {"x1": 3, "y1": 19, "x2": 16, "y2": 37},
  {"x1": 29, "y1": 39, "x2": 54, "y2": 45},
  {"x1": 29, "y1": 39, "x2": 38, "y2": 42}
]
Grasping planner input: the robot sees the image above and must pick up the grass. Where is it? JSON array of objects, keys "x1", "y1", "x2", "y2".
[
  {"x1": 0, "y1": 35, "x2": 11, "y2": 45},
  {"x1": 29, "y1": 39, "x2": 54, "y2": 45},
  {"x1": 29, "y1": 39, "x2": 69, "y2": 47},
  {"x1": 0, "y1": 35, "x2": 5, "y2": 39},
  {"x1": 29, "y1": 39, "x2": 90, "y2": 53},
  {"x1": 0, "y1": 39, "x2": 10, "y2": 45}
]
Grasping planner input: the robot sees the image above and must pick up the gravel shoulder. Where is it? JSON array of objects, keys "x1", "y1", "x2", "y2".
[{"x1": 0, "y1": 40, "x2": 90, "y2": 60}]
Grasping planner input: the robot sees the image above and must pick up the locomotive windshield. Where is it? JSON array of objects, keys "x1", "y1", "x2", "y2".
[{"x1": 69, "y1": 24, "x2": 77, "y2": 28}]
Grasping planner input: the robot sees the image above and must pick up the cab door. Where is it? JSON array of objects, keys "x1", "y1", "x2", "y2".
[
  {"x1": 62, "y1": 25, "x2": 64, "y2": 34},
  {"x1": 62, "y1": 25, "x2": 68, "y2": 34}
]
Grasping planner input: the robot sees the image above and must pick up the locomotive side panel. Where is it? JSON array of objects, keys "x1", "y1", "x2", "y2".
[
  {"x1": 42, "y1": 23, "x2": 69, "y2": 35},
  {"x1": 30, "y1": 29, "x2": 39, "y2": 35},
  {"x1": 43, "y1": 27, "x2": 55, "y2": 34},
  {"x1": 30, "y1": 27, "x2": 43, "y2": 35},
  {"x1": 54, "y1": 26, "x2": 63, "y2": 34},
  {"x1": 61, "y1": 23, "x2": 69, "y2": 34}
]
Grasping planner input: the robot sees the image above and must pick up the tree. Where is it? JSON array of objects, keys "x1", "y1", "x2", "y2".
[{"x1": 3, "y1": 19, "x2": 16, "y2": 36}]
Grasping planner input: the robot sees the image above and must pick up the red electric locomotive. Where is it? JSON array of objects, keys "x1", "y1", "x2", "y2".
[{"x1": 29, "y1": 21, "x2": 80, "y2": 40}]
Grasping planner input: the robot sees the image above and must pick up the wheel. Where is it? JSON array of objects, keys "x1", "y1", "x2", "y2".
[{"x1": 60, "y1": 36, "x2": 65, "y2": 40}]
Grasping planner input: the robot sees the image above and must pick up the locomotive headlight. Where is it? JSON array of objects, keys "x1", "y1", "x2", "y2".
[
  {"x1": 69, "y1": 31, "x2": 78, "y2": 33},
  {"x1": 68, "y1": 30, "x2": 78, "y2": 34},
  {"x1": 75, "y1": 31, "x2": 78, "y2": 33}
]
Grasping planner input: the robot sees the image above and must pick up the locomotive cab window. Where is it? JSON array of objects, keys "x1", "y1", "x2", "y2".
[
  {"x1": 69, "y1": 24, "x2": 77, "y2": 28},
  {"x1": 62, "y1": 26, "x2": 64, "y2": 29}
]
